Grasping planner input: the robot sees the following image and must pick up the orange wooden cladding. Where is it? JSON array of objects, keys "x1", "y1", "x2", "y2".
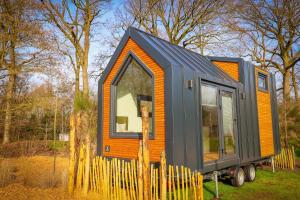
[
  {"x1": 255, "y1": 68, "x2": 274, "y2": 157},
  {"x1": 212, "y1": 61, "x2": 239, "y2": 81},
  {"x1": 102, "y1": 38, "x2": 165, "y2": 162}
]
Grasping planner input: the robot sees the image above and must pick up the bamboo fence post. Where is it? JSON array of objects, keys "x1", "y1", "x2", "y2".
[
  {"x1": 176, "y1": 166, "x2": 181, "y2": 200},
  {"x1": 141, "y1": 105, "x2": 150, "y2": 200},
  {"x1": 160, "y1": 151, "x2": 167, "y2": 200},
  {"x1": 121, "y1": 160, "x2": 125, "y2": 199},
  {"x1": 76, "y1": 145, "x2": 84, "y2": 189},
  {"x1": 138, "y1": 142, "x2": 144, "y2": 200},
  {"x1": 192, "y1": 173, "x2": 196, "y2": 200},
  {"x1": 68, "y1": 114, "x2": 75, "y2": 193},
  {"x1": 184, "y1": 167, "x2": 188, "y2": 200},
  {"x1": 292, "y1": 146, "x2": 295, "y2": 170},
  {"x1": 197, "y1": 173, "x2": 203, "y2": 200},
  {"x1": 83, "y1": 139, "x2": 90, "y2": 195},
  {"x1": 125, "y1": 162, "x2": 130, "y2": 199},
  {"x1": 181, "y1": 166, "x2": 185, "y2": 200},
  {"x1": 172, "y1": 166, "x2": 177, "y2": 200},
  {"x1": 188, "y1": 169, "x2": 191, "y2": 199},
  {"x1": 133, "y1": 160, "x2": 138, "y2": 198},
  {"x1": 155, "y1": 169, "x2": 159, "y2": 200},
  {"x1": 168, "y1": 165, "x2": 172, "y2": 200},
  {"x1": 150, "y1": 164, "x2": 153, "y2": 200}
]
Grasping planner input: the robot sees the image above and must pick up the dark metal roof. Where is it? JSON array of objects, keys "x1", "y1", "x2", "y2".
[
  {"x1": 130, "y1": 27, "x2": 237, "y2": 83},
  {"x1": 100, "y1": 26, "x2": 238, "y2": 84}
]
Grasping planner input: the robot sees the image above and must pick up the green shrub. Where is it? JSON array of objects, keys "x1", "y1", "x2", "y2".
[
  {"x1": 48, "y1": 141, "x2": 67, "y2": 151},
  {"x1": 295, "y1": 148, "x2": 300, "y2": 157}
]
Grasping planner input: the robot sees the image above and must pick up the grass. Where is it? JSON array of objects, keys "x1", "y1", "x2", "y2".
[
  {"x1": 203, "y1": 169, "x2": 300, "y2": 200},
  {"x1": 47, "y1": 141, "x2": 68, "y2": 151}
]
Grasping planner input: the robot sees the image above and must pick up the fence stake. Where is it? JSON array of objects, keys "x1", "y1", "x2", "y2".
[
  {"x1": 141, "y1": 105, "x2": 150, "y2": 200},
  {"x1": 271, "y1": 157, "x2": 275, "y2": 173},
  {"x1": 160, "y1": 151, "x2": 167, "y2": 200},
  {"x1": 214, "y1": 171, "x2": 219, "y2": 199},
  {"x1": 68, "y1": 114, "x2": 75, "y2": 193},
  {"x1": 138, "y1": 142, "x2": 143, "y2": 200}
]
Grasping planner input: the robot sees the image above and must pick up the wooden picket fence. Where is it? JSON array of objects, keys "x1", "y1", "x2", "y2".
[
  {"x1": 274, "y1": 147, "x2": 296, "y2": 170},
  {"x1": 71, "y1": 107, "x2": 203, "y2": 199},
  {"x1": 75, "y1": 145, "x2": 203, "y2": 200}
]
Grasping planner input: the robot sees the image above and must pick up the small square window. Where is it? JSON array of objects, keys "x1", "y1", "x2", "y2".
[{"x1": 258, "y1": 72, "x2": 268, "y2": 91}]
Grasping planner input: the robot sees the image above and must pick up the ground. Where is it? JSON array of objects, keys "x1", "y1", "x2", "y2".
[
  {"x1": 0, "y1": 153, "x2": 299, "y2": 199},
  {"x1": 204, "y1": 169, "x2": 300, "y2": 200}
]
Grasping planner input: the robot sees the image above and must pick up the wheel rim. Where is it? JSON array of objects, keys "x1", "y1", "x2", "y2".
[
  {"x1": 238, "y1": 169, "x2": 245, "y2": 185},
  {"x1": 249, "y1": 166, "x2": 255, "y2": 180}
]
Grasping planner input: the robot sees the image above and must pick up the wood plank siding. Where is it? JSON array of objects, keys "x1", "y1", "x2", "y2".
[
  {"x1": 255, "y1": 68, "x2": 274, "y2": 157},
  {"x1": 102, "y1": 38, "x2": 165, "y2": 162},
  {"x1": 212, "y1": 61, "x2": 239, "y2": 81}
]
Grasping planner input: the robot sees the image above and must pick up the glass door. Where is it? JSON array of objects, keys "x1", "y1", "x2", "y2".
[
  {"x1": 201, "y1": 84, "x2": 238, "y2": 164},
  {"x1": 220, "y1": 89, "x2": 237, "y2": 159},
  {"x1": 201, "y1": 85, "x2": 220, "y2": 163}
]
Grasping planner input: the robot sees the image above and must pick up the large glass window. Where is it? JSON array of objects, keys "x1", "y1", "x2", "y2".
[
  {"x1": 201, "y1": 85, "x2": 219, "y2": 162},
  {"x1": 115, "y1": 58, "x2": 153, "y2": 134}
]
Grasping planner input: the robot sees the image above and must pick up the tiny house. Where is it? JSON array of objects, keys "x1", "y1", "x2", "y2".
[{"x1": 97, "y1": 27, "x2": 280, "y2": 186}]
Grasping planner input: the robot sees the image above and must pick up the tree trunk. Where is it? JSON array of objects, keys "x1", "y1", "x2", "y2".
[
  {"x1": 292, "y1": 65, "x2": 299, "y2": 102},
  {"x1": 82, "y1": 21, "x2": 90, "y2": 98},
  {"x1": 75, "y1": 68, "x2": 80, "y2": 97},
  {"x1": 3, "y1": 72, "x2": 16, "y2": 144},
  {"x1": 283, "y1": 70, "x2": 291, "y2": 101}
]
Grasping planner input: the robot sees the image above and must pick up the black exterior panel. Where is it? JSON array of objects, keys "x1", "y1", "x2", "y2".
[{"x1": 270, "y1": 74, "x2": 281, "y2": 154}]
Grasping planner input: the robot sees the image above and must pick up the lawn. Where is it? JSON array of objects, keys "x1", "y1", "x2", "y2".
[{"x1": 203, "y1": 168, "x2": 300, "y2": 200}]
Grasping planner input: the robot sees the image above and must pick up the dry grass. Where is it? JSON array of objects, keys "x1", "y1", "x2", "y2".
[
  {"x1": 0, "y1": 156, "x2": 68, "y2": 188},
  {"x1": 0, "y1": 160, "x2": 14, "y2": 187},
  {"x1": 0, "y1": 156, "x2": 102, "y2": 199}
]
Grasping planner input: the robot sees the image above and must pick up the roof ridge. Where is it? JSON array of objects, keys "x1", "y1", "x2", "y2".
[{"x1": 129, "y1": 26, "x2": 209, "y2": 59}]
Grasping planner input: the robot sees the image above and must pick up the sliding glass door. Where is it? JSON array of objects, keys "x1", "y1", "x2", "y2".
[{"x1": 201, "y1": 84, "x2": 237, "y2": 163}]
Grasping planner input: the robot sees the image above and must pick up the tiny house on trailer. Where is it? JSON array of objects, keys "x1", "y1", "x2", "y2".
[{"x1": 97, "y1": 27, "x2": 280, "y2": 186}]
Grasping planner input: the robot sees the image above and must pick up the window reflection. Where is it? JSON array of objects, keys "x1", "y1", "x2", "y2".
[
  {"x1": 115, "y1": 58, "x2": 153, "y2": 134},
  {"x1": 222, "y1": 92, "x2": 235, "y2": 155},
  {"x1": 201, "y1": 85, "x2": 219, "y2": 162}
]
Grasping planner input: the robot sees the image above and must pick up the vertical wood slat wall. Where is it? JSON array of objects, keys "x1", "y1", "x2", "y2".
[
  {"x1": 255, "y1": 68, "x2": 275, "y2": 157},
  {"x1": 212, "y1": 61, "x2": 239, "y2": 81},
  {"x1": 102, "y1": 38, "x2": 165, "y2": 162}
]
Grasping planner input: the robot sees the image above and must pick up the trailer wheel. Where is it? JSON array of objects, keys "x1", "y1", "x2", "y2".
[
  {"x1": 231, "y1": 167, "x2": 245, "y2": 187},
  {"x1": 244, "y1": 164, "x2": 256, "y2": 182}
]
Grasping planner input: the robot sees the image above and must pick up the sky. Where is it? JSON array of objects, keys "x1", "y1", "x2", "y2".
[{"x1": 30, "y1": 0, "x2": 285, "y2": 95}]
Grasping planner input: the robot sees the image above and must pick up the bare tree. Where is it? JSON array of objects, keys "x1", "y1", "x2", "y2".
[
  {"x1": 227, "y1": 0, "x2": 300, "y2": 101},
  {"x1": 0, "y1": 0, "x2": 52, "y2": 144},
  {"x1": 41, "y1": 0, "x2": 108, "y2": 194},
  {"x1": 42, "y1": 0, "x2": 108, "y2": 98},
  {"x1": 126, "y1": 0, "x2": 224, "y2": 50}
]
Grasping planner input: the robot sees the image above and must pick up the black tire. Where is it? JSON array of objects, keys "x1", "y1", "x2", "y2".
[
  {"x1": 244, "y1": 164, "x2": 256, "y2": 182},
  {"x1": 231, "y1": 167, "x2": 245, "y2": 187}
]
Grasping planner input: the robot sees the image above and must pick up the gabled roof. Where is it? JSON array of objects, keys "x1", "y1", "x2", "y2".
[{"x1": 100, "y1": 26, "x2": 237, "y2": 84}]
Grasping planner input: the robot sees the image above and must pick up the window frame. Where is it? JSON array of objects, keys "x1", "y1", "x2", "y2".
[
  {"x1": 257, "y1": 72, "x2": 269, "y2": 92},
  {"x1": 110, "y1": 52, "x2": 155, "y2": 139}
]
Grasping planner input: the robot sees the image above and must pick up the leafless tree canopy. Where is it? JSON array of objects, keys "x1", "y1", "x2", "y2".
[{"x1": 226, "y1": 0, "x2": 300, "y2": 99}]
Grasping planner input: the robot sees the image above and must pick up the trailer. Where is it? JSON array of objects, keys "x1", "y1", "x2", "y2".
[{"x1": 97, "y1": 27, "x2": 280, "y2": 187}]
